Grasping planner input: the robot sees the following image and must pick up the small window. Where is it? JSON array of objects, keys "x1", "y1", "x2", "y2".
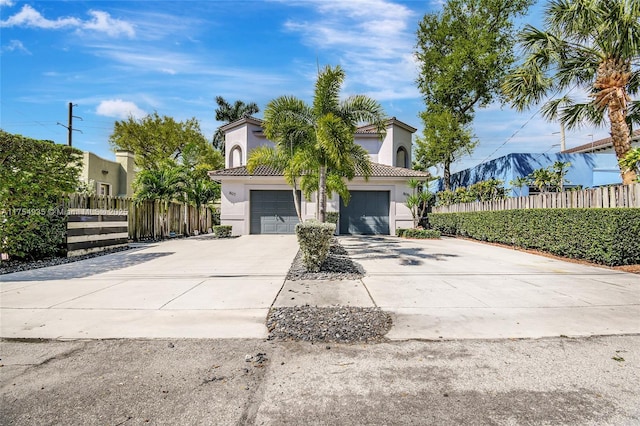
[
  {"x1": 99, "y1": 183, "x2": 111, "y2": 196},
  {"x1": 230, "y1": 145, "x2": 243, "y2": 167},
  {"x1": 396, "y1": 147, "x2": 408, "y2": 168}
]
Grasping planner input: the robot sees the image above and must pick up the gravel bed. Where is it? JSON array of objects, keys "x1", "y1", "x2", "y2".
[
  {"x1": 266, "y1": 306, "x2": 392, "y2": 343},
  {"x1": 286, "y1": 237, "x2": 365, "y2": 281},
  {"x1": 0, "y1": 245, "x2": 132, "y2": 275},
  {"x1": 273, "y1": 237, "x2": 392, "y2": 343}
]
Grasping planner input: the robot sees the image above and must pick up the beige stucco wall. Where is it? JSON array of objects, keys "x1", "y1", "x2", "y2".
[{"x1": 81, "y1": 151, "x2": 135, "y2": 197}]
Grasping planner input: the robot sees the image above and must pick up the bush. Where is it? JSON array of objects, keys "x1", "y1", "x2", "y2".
[
  {"x1": 326, "y1": 212, "x2": 339, "y2": 225},
  {"x1": 428, "y1": 209, "x2": 640, "y2": 266},
  {"x1": 295, "y1": 220, "x2": 336, "y2": 272},
  {"x1": 212, "y1": 225, "x2": 232, "y2": 238},
  {"x1": 396, "y1": 228, "x2": 441, "y2": 239},
  {"x1": 0, "y1": 131, "x2": 82, "y2": 260}
]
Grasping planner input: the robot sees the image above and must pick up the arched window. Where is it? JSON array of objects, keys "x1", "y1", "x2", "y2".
[
  {"x1": 229, "y1": 145, "x2": 243, "y2": 168},
  {"x1": 396, "y1": 146, "x2": 408, "y2": 168}
]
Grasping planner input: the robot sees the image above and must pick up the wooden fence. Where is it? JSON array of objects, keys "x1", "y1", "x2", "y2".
[
  {"x1": 432, "y1": 183, "x2": 640, "y2": 214},
  {"x1": 63, "y1": 194, "x2": 216, "y2": 241}
]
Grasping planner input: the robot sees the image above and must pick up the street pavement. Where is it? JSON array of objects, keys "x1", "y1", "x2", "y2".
[
  {"x1": 1, "y1": 234, "x2": 639, "y2": 340},
  {"x1": 1, "y1": 235, "x2": 639, "y2": 425}
]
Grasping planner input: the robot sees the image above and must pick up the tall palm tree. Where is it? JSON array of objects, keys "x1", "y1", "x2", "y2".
[
  {"x1": 212, "y1": 96, "x2": 260, "y2": 151},
  {"x1": 253, "y1": 65, "x2": 386, "y2": 222},
  {"x1": 502, "y1": 0, "x2": 639, "y2": 184}
]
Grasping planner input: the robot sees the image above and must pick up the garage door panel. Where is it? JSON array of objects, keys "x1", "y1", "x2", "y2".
[
  {"x1": 339, "y1": 191, "x2": 389, "y2": 235},
  {"x1": 250, "y1": 190, "x2": 299, "y2": 234}
]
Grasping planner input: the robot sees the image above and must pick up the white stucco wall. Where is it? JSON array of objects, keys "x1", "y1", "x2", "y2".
[{"x1": 219, "y1": 176, "x2": 414, "y2": 236}]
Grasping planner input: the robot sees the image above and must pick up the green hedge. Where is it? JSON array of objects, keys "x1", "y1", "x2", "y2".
[
  {"x1": 428, "y1": 209, "x2": 640, "y2": 266},
  {"x1": 295, "y1": 220, "x2": 336, "y2": 272},
  {"x1": 212, "y1": 225, "x2": 232, "y2": 238},
  {"x1": 0, "y1": 131, "x2": 82, "y2": 260},
  {"x1": 396, "y1": 228, "x2": 441, "y2": 239}
]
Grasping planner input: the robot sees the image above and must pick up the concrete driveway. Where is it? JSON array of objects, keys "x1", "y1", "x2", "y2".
[
  {"x1": 340, "y1": 236, "x2": 640, "y2": 340},
  {"x1": 0, "y1": 235, "x2": 298, "y2": 339},
  {"x1": 1, "y1": 234, "x2": 638, "y2": 340}
]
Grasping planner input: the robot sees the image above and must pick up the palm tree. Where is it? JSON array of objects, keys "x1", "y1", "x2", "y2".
[
  {"x1": 253, "y1": 65, "x2": 387, "y2": 222},
  {"x1": 133, "y1": 162, "x2": 186, "y2": 238},
  {"x1": 509, "y1": 176, "x2": 530, "y2": 196},
  {"x1": 502, "y1": 0, "x2": 639, "y2": 184},
  {"x1": 212, "y1": 96, "x2": 260, "y2": 151}
]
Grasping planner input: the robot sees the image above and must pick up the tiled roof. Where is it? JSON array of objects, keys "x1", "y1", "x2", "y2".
[
  {"x1": 562, "y1": 129, "x2": 640, "y2": 153},
  {"x1": 209, "y1": 162, "x2": 431, "y2": 178}
]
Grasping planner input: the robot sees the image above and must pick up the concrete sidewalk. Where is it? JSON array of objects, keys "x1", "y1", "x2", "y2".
[
  {"x1": 0, "y1": 235, "x2": 298, "y2": 339},
  {"x1": 340, "y1": 236, "x2": 640, "y2": 340}
]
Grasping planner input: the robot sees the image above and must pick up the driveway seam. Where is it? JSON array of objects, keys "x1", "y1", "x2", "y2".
[
  {"x1": 46, "y1": 280, "x2": 130, "y2": 309},
  {"x1": 157, "y1": 279, "x2": 207, "y2": 310}
]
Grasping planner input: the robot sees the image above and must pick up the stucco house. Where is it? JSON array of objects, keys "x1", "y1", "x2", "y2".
[
  {"x1": 80, "y1": 150, "x2": 136, "y2": 197},
  {"x1": 209, "y1": 117, "x2": 430, "y2": 236}
]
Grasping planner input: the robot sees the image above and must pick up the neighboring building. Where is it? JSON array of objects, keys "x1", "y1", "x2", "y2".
[
  {"x1": 435, "y1": 152, "x2": 622, "y2": 197},
  {"x1": 80, "y1": 150, "x2": 136, "y2": 197},
  {"x1": 209, "y1": 117, "x2": 430, "y2": 236},
  {"x1": 562, "y1": 129, "x2": 640, "y2": 154}
]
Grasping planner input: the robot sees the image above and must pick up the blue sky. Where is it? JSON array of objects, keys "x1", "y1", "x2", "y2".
[{"x1": 1, "y1": 0, "x2": 609, "y2": 174}]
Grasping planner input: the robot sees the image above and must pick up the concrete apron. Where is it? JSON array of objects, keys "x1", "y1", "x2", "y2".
[
  {"x1": 0, "y1": 235, "x2": 299, "y2": 339},
  {"x1": 339, "y1": 236, "x2": 640, "y2": 340}
]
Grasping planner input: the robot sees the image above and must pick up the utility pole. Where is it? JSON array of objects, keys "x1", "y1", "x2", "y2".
[{"x1": 57, "y1": 102, "x2": 82, "y2": 146}]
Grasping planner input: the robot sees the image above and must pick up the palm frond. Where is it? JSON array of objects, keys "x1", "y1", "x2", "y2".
[
  {"x1": 560, "y1": 102, "x2": 608, "y2": 129},
  {"x1": 540, "y1": 95, "x2": 574, "y2": 121},
  {"x1": 313, "y1": 65, "x2": 344, "y2": 117}
]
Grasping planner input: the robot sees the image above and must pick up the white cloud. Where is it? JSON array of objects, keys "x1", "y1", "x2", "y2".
[
  {"x1": 82, "y1": 10, "x2": 135, "y2": 38},
  {"x1": 2, "y1": 39, "x2": 30, "y2": 54},
  {"x1": 96, "y1": 99, "x2": 146, "y2": 119},
  {"x1": 0, "y1": 5, "x2": 135, "y2": 38},
  {"x1": 0, "y1": 0, "x2": 15, "y2": 7},
  {"x1": 282, "y1": 0, "x2": 419, "y2": 102},
  {"x1": 1, "y1": 4, "x2": 80, "y2": 29}
]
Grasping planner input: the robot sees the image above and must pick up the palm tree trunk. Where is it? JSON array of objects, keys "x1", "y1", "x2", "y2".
[
  {"x1": 292, "y1": 179, "x2": 302, "y2": 222},
  {"x1": 318, "y1": 165, "x2": 327, "y2": 222},
  {"x1": 608, "y1": 102, "x2": 637, "y2": 184},
  {"x1": 443, "y1": 159, "x2": 451, "y2": 192},
  {"x1": 597, "y1": 58, "x2": 637, "y2": 184}
]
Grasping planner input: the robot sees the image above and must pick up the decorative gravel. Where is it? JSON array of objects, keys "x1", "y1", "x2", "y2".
[
  {"x1": 286, "y1": 237, "x2": 365, "y2": 281},
  {"x1": 271, "y1": 237, "x2": 392, "y2": 343},
  {"x1": 0, "y1": 246, "x2": 132, "y2": 275},
  {"x1": 266, "y1": 305, "x2": 392, "y2": 343}
]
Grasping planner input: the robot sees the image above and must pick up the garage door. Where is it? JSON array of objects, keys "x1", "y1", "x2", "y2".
[
  {"x1": 339, "y1": 191, "x2": 390, "y2": 235},
  {"x1": 250, "y1": 190, "x2": 299, "y2": 234}
]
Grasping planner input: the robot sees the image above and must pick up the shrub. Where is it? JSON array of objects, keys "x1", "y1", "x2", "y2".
[
  {"x1": 0, "y1": 131, "x2": 82, "y2": 260},
  {"x1": 428, "y1": 209, "x2": 640, "y2": 266},
  {"x1": 212, "y1": 225, "x2": 232, "y2": 238},
  {"x1": 326, "y1": 211, "x2": 339, "y2": 225},
  {"x1": 396, "y1": 228, "x2": 441, "y2": 239},
  {"x1": 295, "y1": 220, "x2": 336, "y2": 272}
]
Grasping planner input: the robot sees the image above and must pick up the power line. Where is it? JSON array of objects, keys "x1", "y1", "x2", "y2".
[{"x1": 57, "y1": 102, "x2": 83, "y2": 146}]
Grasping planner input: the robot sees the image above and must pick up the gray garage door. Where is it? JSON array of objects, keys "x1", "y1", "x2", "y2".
[
  {"x1": 250, "y1": 190, "x2": 299, "y2": 234},
  {"x1": 339, "y1": 191, "x2": 390, "y2": 235}
]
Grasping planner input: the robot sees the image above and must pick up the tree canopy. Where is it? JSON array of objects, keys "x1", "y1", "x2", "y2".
[
  {"x1": 414, "y1": 0, "x2": 532, "y2": 189},
  {"x1": 212, "y1": 96, "x2": 260, "y2": 151},
  {"x1": 503, "y1": 0, "x2": 640, "y2": 184},
  {"x1": 109, "y1": 112, "x2": 222, "y2": 171}
]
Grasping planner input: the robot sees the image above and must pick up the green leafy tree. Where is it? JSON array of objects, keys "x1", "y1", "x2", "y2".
[
  {"x1": 413, "y1": 108, "x2": 477, "y2": 190},
  {"x1": 212, "y1": 96, "x2": 260, "y2": 151},
  {"x1": 503, "y1": 0, "x2": 640, "y2": 184},
  {"x1": 550, "y1": 161, "x2": 572, "y2": 191},
  {"x1": 133, "y1": 161, "x2": 186, "y2": 203},
  {"x1": 251, "y1": 65, "x2": 386, "y2": 223},
  {"x1": 109, "y1": 112, "x2": 212, "y2": 171},
  {"x1": 414, "y1": 0, "x2": 532, "y2": 188},
  {"x1": 509, "y1": 176, "x2": 530, "y2": 196},
  {"x1": 529, "y1": 167, "x2": 554, "y2": 193},
  {"x1": 405, "y1": 179, "x2": 434, "y2": 228},
  {"x1": 0, "y1": 131, "x2": 82, "y2": 260}
]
